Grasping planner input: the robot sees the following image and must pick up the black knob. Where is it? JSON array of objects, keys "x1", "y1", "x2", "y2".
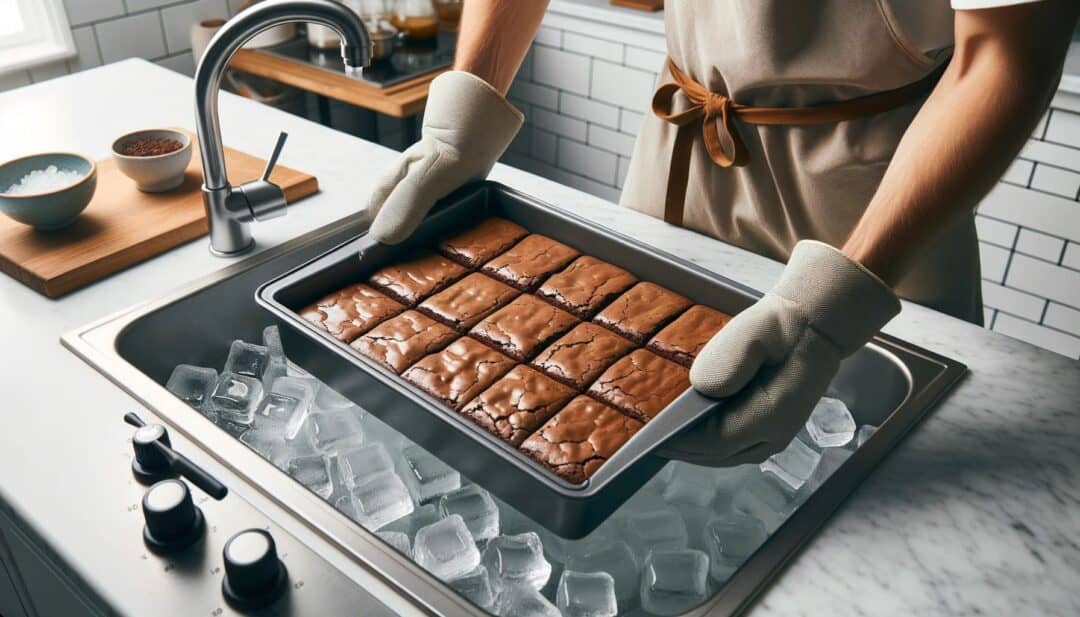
[
  {"x1": 142, "y1": 479, "x2": 205, "y2": 554},
  {"x1": 222, "y1": 529, "x2": 288, "y2": 610},
  {"x1": 131, "y1": 423, "x2": 174, "y2": 484}
]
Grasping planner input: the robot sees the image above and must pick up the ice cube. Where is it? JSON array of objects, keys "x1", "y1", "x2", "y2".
[
  {"x1": 557, "y1": 570, "x2": 617, "y2": 617},
  {"x1": 341, "y1": 470, "x2": 414, "y2": 530},
  {"x1": 414, "y1": 514, "x2": 481, "y2": 581},
  {"x1": 287, "y1": 453, "x2": 333, "y2": 499},
  {"x1": 239, "y1": 428, "x2": 290, "y2": 469},
  {"x1": 224, "y1": 340, "x2": 270, "y2": 379},
  {"x1": 376, "y1": 530, "x2": 412, "y2": 556},
  {"x1": 805, "y1": 397, "x2": 856, "y2": 448},
  {"x1": 381, "y1": 502, "x2": 443, "y2": 539},
  {"x1": 855, "y1": 424, "x2": 877, "y2": 447},
  {"x1": 622, "y1": 509, "x2": 688, "y2": 562},
  {"x1": 661, "y1": 462, "x2": 725, "y2": 507},
  {"x1": 263, "y1": 325, "x2": 286, "y2": 364},
  {"x1": 438, "y1": 485, "x2": 499, "y2": 542},
  {"x1": 760, "y1": 437, "x2": 821, "y2": 491},
  {"x1": 266, "y1": 376, "x2": 315, "y2": 436},
  {"x1": 565, "y1": 542, "x2": 639, "y2": 608},
  {"x1": 805, "y1": 446, "x2": 854, "y2": 492},
  {"x1": 337, "y1": 442, "x2": 396, "y2": 488},
  {"x1": 314, "y1": 383, "x2": 359, "y2": 414},
  {"x1": 448, "y1": 564, "x2": 496, "y2": 610},
  {"x1": 307, "y1": 410, "x2": 365, "y2": 454},
  {"x1": 703, "y1": 512, "x2": 768, "y2": 582},
  {"x1": 210, "y1": 372, "x2": 264, "y2": 426},
  {"x1": 401, "y1": 445, "x2": 460, "y2": 503},
  {"x1": 732, "y1": 471, "x2": 798, "y2": 533},
  {"x1": 165, "y1": 365, "x2": 218, "y2": 412},
  {"x1": 492, "y1": 585, "x2": 560, "y2": 617},
  {"x1": 640, "y1": 549, "x2": 709, "y2": 616},
  {"x1": 483, "y1": 532, "x2": 552, "y2": 592}
]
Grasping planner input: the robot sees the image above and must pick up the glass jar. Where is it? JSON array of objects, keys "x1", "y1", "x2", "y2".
[{"x1": 391, "y1": 0, "x2": 439, "y2": 40}]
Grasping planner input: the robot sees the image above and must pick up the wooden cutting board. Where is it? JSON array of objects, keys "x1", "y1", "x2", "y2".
[{"x1": 0, "y1": 136, "x2": 318, "y2": 298}]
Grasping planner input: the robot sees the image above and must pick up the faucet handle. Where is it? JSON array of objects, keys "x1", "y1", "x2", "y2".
[{"x1": 261, "y1": 131, "x2": 288, "y2": 183}]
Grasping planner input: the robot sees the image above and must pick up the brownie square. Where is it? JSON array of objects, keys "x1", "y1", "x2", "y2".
[
  {"x1": 587, "y1": 349, "x2": 690, "y2": 423},
  {"x1": 459, "y1": 365, "x2": 577, "y2": 446},
  {"x1": 536, "y1": 256, "x2": 638, "y2": 319},
  {"x1": 647, "y1": 305, "x2": 732, "y2": 367},
  {"x1": 437, "y1": 217, "x2": 529, "y2": 268},
  {"x1": 520, "y1": 396, "x2": 643, "y2": 484},
  {"x1": 416, "y1": 272, "x2": 520, "y2": 331},
  {"x1": 469, "y1": 295, "x2": 579, "y2": 361},
  {"x1": 401, "y1": 337, "x2": 516, "y2": 410},
  {"x1": 299, "y1": 283, "x2": 405, "y2": 343},
  {"x1": 350, "y1": 311, "x2": 458, "y2": 374},
  {"x1": 531, "y1": 323, "x2": 637, "y2": 391},
  {"x1": 481, "y1": 234, "x2": 581, "y2": 291},
  {"x1": 368, "y1": 251, "x2": 468, "y2": 306},
  {"x1": 594, "y1": 282, "x2": 693, "y2": 344}
]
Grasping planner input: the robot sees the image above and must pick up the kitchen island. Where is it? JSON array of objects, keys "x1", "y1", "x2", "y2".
[{"x1": 0, "y1": 60, "x2": 1077, "y2": 616}]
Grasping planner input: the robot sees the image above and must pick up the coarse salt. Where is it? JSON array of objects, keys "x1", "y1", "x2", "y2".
[{"x1": 4, "y1": 165, "x2": 84, "y2": 195}]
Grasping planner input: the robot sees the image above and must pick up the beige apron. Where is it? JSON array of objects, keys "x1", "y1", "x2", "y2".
[{"x1": 621, "y1": 0, "x2": 983, "y2": 324}]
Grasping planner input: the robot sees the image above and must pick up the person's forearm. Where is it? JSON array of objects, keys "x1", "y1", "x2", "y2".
[
  {"x1": 452, "y1": 0, "x2": 549, "y2": 94},
  {"x1": 842, "y1": 2, "x2": 1078, "y2": 286}
]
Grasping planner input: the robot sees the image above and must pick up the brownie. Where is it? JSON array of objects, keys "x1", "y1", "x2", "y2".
[
  {"x1": 536, "y1": 256, "x2": 638, "y2": 319},
  {"x1": 299, "y1": 283, "x2": 405, "y2": 343},
  {"x1": 401, "y1": 337, "x2": 516, "y2": 410},
  {"x1": 646, "y1": 305, "x2": 732, "y2": 367},
  {"x1": 481, "y1": 234, "x2": 581, "y2": 291},
  {"x1": 416, "y1": 272, "x2": 520, "y2": 331},
  {"x1": 350, "y1": 311, "x2": 458, "y2": 374},
  {"x1": 594, "y1": 282, "x2": 693, "y2": 344},
  {"x1": 587, "y1": 349, "x2": 689, "y2": 423},
  {"x1": 459, "y1": 365, "x2": 577, "y2": 446},
  {"x1": 520, "y1": 396, "x2": 643, "y2": 484},
  {"x1": 368, "y1": 251, "x2": 468, "y2": 306},
  {"x1": 469, "y1": 295, "x2": 579, "y2": 361},
  {"x1": 437, "y1": 217, "x2": 529, "y2": 268},
  {"x1": 531, "y1": 323, "x2": 637, "y2": 391}
]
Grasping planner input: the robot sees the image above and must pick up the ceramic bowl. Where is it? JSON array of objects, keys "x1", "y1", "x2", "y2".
[
  {"x1": 0, "y1": 152, "x2": 97, "y2": 231},
  {"x1": 111, "y1": 128, "x2": 193, "y2": 193}
]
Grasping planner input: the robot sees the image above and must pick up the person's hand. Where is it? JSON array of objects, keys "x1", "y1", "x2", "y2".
[
  {"x1": 658, "y1": 240, "x2": 900, "y2": 466},
  {"x1": 367, "y1": 71, "x2": 524, "y2": 244}
]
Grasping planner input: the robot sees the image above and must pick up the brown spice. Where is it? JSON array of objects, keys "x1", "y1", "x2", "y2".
[{"x1": 120, "y1": 137, "x2": 184, "y2": 157}]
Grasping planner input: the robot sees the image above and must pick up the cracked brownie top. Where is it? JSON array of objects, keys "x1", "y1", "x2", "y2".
[
  {"x1": 587, "y1": 349, "x2": 690, "y2": 423},
  {"x1": 536, "y1": 256, "x2": 638, "y2": 319},
  {"x1": 469, "y1": 294, "x2": 579, "y2": 361},
  {"x1": 481, "y1": 234, "x2": 580, "y2": 291},
  {"x1": 437, "y1": 217, "x2": 529, "y2": 268},
  {"x1": 594, "y1": 282, "x2": 692, "y2": 344},
  {"x1": 368, "y1": 251, "x2": 468, "y2": 306},
  {"x1": 459, "y1": 365, "x2": 577, "y2": 446},
  {"x1": 417, "y1": 272, "x2": 520, "y2": 331},
  {"x1": 401, "y1": 337, "x2": 516, "y2": 410},
  {"x1": 300, "y1": 283, "x2": 405, "y2": 343},
  {"x1": 646, "y1": 305, "x2": 732, "y2": 367},
  {"x1": 350, "y1": 310, "x2": 458, "y2": 374},
  {"x1": 520, "y1": 396, "x2": 643, "y2": 484},
  {"x1": 531, "y1": 322, "x2": 636, "y2": 391}
]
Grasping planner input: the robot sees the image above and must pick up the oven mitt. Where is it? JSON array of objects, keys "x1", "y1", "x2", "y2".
[
  {"x1": 367, "y1": 71, "x2": 525, "y2": 244},
  {"x1": 658, "y1": 240, "x2": 901, "y2": 466}
]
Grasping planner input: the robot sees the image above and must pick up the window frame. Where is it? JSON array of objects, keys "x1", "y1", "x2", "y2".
[{"x1": 0, "y1": 0, "x2": 75, "y2": 75}]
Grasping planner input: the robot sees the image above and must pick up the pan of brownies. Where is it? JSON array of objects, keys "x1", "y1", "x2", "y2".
[{"x1": 256, "y1": 181, "x2": 764, "y2": 537}]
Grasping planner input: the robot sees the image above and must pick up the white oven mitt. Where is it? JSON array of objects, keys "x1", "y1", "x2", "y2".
[
  {"x1": 367, "y1": 71, "x2": 525, "y2": 244},
  {"x1": 659, "y1": 240, "x2": 901, "y2": 466}
]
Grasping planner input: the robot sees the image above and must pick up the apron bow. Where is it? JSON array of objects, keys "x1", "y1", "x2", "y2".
[{"x1": 652, "y1": 61, "x2": 749, "y2": 169}]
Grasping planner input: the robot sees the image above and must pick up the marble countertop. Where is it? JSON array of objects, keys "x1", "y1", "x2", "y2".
[{"x1": 0, "y1": 60, "x2": 1077, "y2": 616}]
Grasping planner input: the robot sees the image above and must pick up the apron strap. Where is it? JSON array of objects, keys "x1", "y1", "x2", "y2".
[{"x1": 652, "y1": 58, "x2": 949, "y2": 227}]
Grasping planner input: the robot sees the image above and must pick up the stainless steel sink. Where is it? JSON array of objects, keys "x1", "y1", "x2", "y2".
[{"x1": 63, "y1": 215, "x2": 966, "y2": 617}]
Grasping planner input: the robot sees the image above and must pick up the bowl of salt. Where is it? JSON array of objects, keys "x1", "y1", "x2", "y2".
[{"x1": 0, "y1": 152, "x2": 97, "y2": 231}]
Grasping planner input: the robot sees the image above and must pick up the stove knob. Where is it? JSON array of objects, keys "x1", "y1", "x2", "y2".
[
  {"x1": 141, "y1": 479, "x2": 205, "y2": 554},
  {"x1": 221, "y1": 529, "x2": 289, "y2": 610},
  {"x1": 131, "y1": 423, "x2": 174, "y2": 484}
]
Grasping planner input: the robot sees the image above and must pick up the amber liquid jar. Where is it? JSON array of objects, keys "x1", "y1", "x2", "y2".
[{"x1": 390, "y1": 14, "x2": 439, "y2": 39}]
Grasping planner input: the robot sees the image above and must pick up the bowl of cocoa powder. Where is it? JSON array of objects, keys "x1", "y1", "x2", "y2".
[{"x1": 111, "y1": 129, "x2": 193, "y2": 193}]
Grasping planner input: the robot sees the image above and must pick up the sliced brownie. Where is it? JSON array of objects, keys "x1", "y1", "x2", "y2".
[
  {"x1": 647, "y1": 305, "x2": 732, "y2": 367},
  {"x1": 531, "y1": 322, "x2": 636, "y2": 391},
  {"x1": 536, "y1": 256, "x2": 637, "y2": 319},
  {"x1": 469, "y1": 295, "x2": 579, "y2": 361},
  {"x1": 299, "y1": 283, "x2": 405, "y2": 343},
  {"x1": 587, "y1": 349, "x2": 690, "y2": 423},
  {"x1": 481, "y1": 234, "x2": 580, "y2": 291},
  {"x1": 350, "y1": 311, "x2": 458, "y2": 374},
  {"x1": 437, "y1": 217, "x2": 528, "y2": 268},
  {"x1": 368, "y1": 251, "x2": 468, "y2": 306},
  {"x1": 459, "y1": 365, "x2": 576, "y2": 446},
  {"x1": 416, "y1": 272, "x2": 519, "y2": 331},
  {"x1": 594, "y1": 282, "x2": 692, "y2": 344},
  {"x1": 401, "y1": 337, "x2": 516, "y2": 410}
]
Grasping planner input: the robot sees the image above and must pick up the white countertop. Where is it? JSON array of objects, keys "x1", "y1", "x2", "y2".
[{"x1": 1, "y1": 60, "x2": 1078, "y2": 616}]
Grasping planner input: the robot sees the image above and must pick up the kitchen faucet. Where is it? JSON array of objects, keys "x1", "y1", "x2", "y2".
[{"x1": 194, "y1": 0, "x2": 371, "y2": 256}]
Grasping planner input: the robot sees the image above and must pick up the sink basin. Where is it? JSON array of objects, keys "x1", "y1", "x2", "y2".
[{"x1": 63, "y1": 215, "x2": 966, "y2": 617}]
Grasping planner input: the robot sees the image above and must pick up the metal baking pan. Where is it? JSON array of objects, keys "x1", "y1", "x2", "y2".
[{"x1": 256, "y1": 181, "x2": 964, "y2": 538}]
